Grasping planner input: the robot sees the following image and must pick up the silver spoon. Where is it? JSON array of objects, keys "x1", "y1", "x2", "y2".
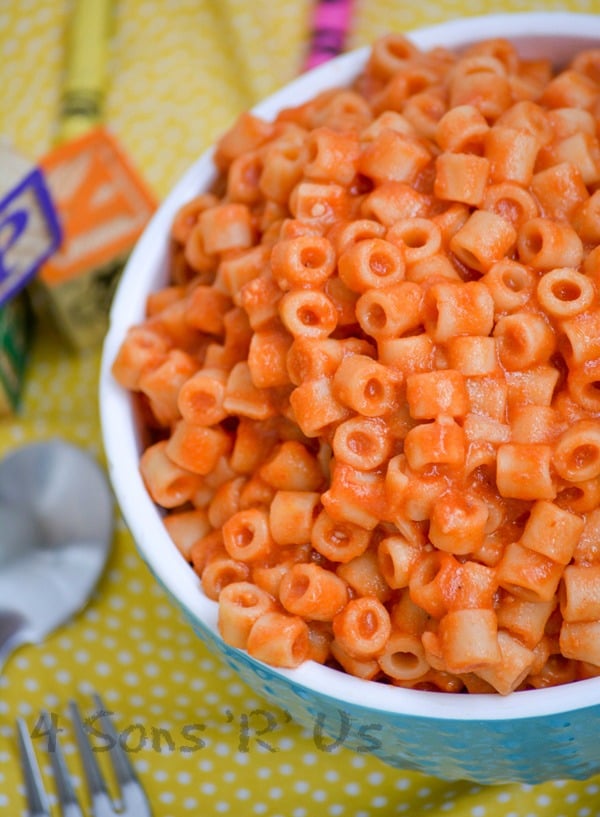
[{"x1": 0, "y1": 439, "x2": 113, "y2": 670}]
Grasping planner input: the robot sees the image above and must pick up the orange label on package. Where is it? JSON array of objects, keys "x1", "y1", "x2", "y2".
[{"x1": 39, "y1": 127, "x2": 156, "y2": 285}]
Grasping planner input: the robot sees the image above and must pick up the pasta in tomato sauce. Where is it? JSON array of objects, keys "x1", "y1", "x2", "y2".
[{"x1": 113, "y1": 33, "x2": 600, "y2": 694}]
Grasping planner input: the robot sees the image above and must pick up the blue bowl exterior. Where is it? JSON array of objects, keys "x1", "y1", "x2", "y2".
[{"x1": 147, "y1": 564, "x2": 600, "y2": 785}]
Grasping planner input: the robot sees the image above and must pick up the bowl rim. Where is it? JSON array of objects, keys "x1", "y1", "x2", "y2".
[{"x1": 100, "y1": 10, "x2": 600, "y2": 723}]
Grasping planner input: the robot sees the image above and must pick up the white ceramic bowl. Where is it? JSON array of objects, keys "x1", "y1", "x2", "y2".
[{"x1": 100, "y1": 12, "x2": 600, "y2": 784}]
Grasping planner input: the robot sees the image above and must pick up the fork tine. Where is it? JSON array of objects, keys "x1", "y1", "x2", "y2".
[
  {"x1": 39, "y1": 710, "x2": 85, "y2": 817},
  {"x1": 68, "y1": 699, "x2": 116, "y2": 817},
  {"x1": 90, "y1": 693, "x2": 137, "y2": 786},
  {"x1": 15, "y1": 717, "x2": 51, "y2": 817},
  {"x1": 90, "y1": 693, "x2": 153, "y2": 816}
]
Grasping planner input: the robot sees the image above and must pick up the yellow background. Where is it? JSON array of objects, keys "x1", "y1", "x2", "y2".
[{"x1": 2, "y1": 1, "x2": 600, "y2": 815}]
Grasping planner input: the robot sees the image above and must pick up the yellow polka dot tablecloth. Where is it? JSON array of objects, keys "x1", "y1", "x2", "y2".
[{"x1": 3, "y1": 1, "x2": 600, "y2": 815}]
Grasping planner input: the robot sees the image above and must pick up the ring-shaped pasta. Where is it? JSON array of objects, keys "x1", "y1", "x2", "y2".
[
  {"x1": 259, "y1": 132, "x2": 307, "y2": 204},
  {"x1": 311, "y1": 509, "x2": 372, "y2": 563},
  {"x1": 555, "y1": 476, "x2": 600, "y2": 514},
  {"x1": 560, "y1": 564, "x2": 600, "y2": 623},
  {"x1": 367, "y1": 33, "x2": 419, "y2": 81},
  {"x1": 279, "y1": 289, "x2": 338, "y2": 338},
  {"x1": 517, "y1": 217, "x2": 584, "y2": 270},
  {"x1": 139, "y1": 440, "x2": 202, "y2": 509},
  {"x1": 338, "y1": 237, "x2": 405, "y2": 292},
  {"x1": 449, "y1": 56, "x2": 512, "y2": 121},
  {"x1": 377, "y1": 535, "x2": 422, "y2": 589},
  {"x1": 217, "y1": 581, "x2": 276, "y2": 648},
  {"x1": 438, "y1": 608, "x2": 502, "y2": 674},
  {"x1": 171, "y1": 193, "x2": 219, "y2": 245},
  {"x1": 177, "y1": 368, "x2": 228, "y2": 426},
  {"x1": 316, "y1": 89, "x2": 373, "y2": 132},
  {"x1": 378, "y1": 631, "x2": 431, "y2": 681},
  {"x1": 111, "y1": 325, "x2": 171, "y2": 391},
  {"x1": 361, "y1": 181, "x2": 430, "y2": 227},
  {"x1": 570, "y1": 48, "x2": 600, "y2": 84},
  {"x1": 408, "y1": 550, "x2": 456, "y2": 619},
  {"x1": 568, "y1": 363, "x2": 600, "y2": 413},
  {"x1": 537, "y1": 267, "x2": 596, "y2": 319},
  {"x1": 451, "y1": 54, "x2": 507, "y2": 82},
  {"x1": 246, "y1": 611, "x2": 311, "y2": 668},
  {"x1": 539, "y1": 68, "x2": 599, "y2": 111},
  {"x1": 434, "y1": 152, "x2": 490, "y2": 207},
  {"x1": 371, "y1": 67, "x2": 439, "y2": 118},
  {"x1": 286, "y1": 337, "x2": 362, "y2": 384},
  {"x1": 481, "y1": 259, "x2": 536, "y2": 313},
  {"x1": 446, "y1": 335, "x2": 499, "y2": 376},
  {"x1": 355, "y1": 281, "x2": 423, "y2": 340},
  {"x1": 466, "y1": 37, "x2": 521, "y2": 74},
  {"x1": 561, "y1": 620, "x2": 600, "y2": 669},
  {"x1": 429, "y1": 491, "x2": 489, "y2": 555},
  {"x1": 481, "y1": 182, "x2": 539, "y2": 229},
  {"x1": 332, "y1": 354, "x2": 398, "y2": 417},
  {"x1": 279, "y1": 562, "x2": 349, "y2": 620},
  {"x1": 183, "y1": 220, "x2": 217, "y2": 275},
  {"x1": 269, "y1": 490, "x2": 321, "y2": 546},
  {"x1": 435, "y1": 103, "x2": 489, "y2": 153},
  {"x1": 333, "y1": 597, "x2": 392, "y2": 660},
  {"x1": 450, "y1": 209, "x2": 517, "y2": 273},
  {"x1": 560, "y1": 311, "x2": 600, "y2": 366},
  {"x1": 201, "y1": 555, "x2": 250, "y2": 601},
  {"x1": 332, "y1": 415, "x2": 392, "y2": 471},
  {"x1": 328, "y1": 218, "x2": 386, "y2": 256},
  {"x1": 493, "y1": 312, "x2": 556, "y2": 371},
  {"x1": 386, "y1": 217, "x2": 442, "y2": 266},
  {"x1": 424, "y1": 280, "x2": 494, "y2": 341},
  {"x1": 304, "y1": 127, "x2": 360, "y2": 186},
  {"x1": 496, "y1": 99, "x2": 552, "y2": 146},
  {"x1": 270, "y1": 235, "x2": 336, "y2": 290},
  {"x1": 227, "y1": 150, "x2": 264, "y2": 204},
  {"x1": 402, "y1": 89, "x2": 448, "y2": 140},
  {"x1": 553, "y1": 420, "x2": 600, "y2": 483},
  {"x1": 222, "y1": 507, "x2": 274, "y2": 562},
  {"x1": 573, "y1": 190, "x2": 600, "y2": 244},
  {"x1": 208, "y1": 477, "x2": 246, "y2": 529}
]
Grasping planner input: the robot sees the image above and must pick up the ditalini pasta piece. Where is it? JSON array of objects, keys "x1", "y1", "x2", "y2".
[
  {"x1": 560, "y1": 564, "x2": 600, "y2": 622},
  {"x1": 378, "y1": 631, "x2": 430, "y2": 681},
  {"x1": 247, "y1": 611, "x2": 311, "y2": 668},
  {"x1": 536, "y1": 267, "x2": 595, "y2": 319},
  {"x1": 163, "y1": 508, "x2": 211, "y2": 560},
  {"x1": 438, "y1": 608, "x2": 501, "y2": 674},
  {"x1": 333, "y1": 596, "x2": 392, "y2": 660},
  {"x1": 311, "y1": 509, "x2": 372, "y2": 563},
  {"x1": 450, "y1": 209, "x2": 517, "y2": 273},
  {"x1": 279, "y1": 562, "x2": 349, "y2": 621},
  {"x1": 269, "y1": 490, "x2": 321, "y2": 546},
  {"x1": 434, "y1": 152, "x2": 490, "y2": 206},
  {"x1": 475, "y1": 631, "x2": 537, "y2": 695},
  {"x1": 338, "y1": 237, "x2": 406, "y2": 292},
  {"x1": 217, "y1": 581, "x2": 276, "y2": 648},
  {"x1": 496, "y1": 541, "x2": 564, "y2": 603},
  {"x1": 140, "y1": 441, "x2": 203, "y2": 509},
  {"x1": 560, "y1": 621, "x2": 600, "y2": 668}
]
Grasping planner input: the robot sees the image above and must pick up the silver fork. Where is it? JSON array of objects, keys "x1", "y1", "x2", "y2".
[{"x1": 16, "y1": 693, "x2": 152, "y2": 817}]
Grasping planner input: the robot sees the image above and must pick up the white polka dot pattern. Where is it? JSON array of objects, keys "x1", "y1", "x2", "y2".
[{"x1": 1, "y1": 1, "x2": 600, "y2": 814}]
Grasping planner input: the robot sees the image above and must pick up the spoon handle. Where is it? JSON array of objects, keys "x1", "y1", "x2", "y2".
[{"x1": 0, "y1": 610, "x2": 33, "y2": 672}]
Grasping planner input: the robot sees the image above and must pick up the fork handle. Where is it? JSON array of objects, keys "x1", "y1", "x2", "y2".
[{"x1": 0, "y1": 610, "x2": 33, "y2": 672}]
